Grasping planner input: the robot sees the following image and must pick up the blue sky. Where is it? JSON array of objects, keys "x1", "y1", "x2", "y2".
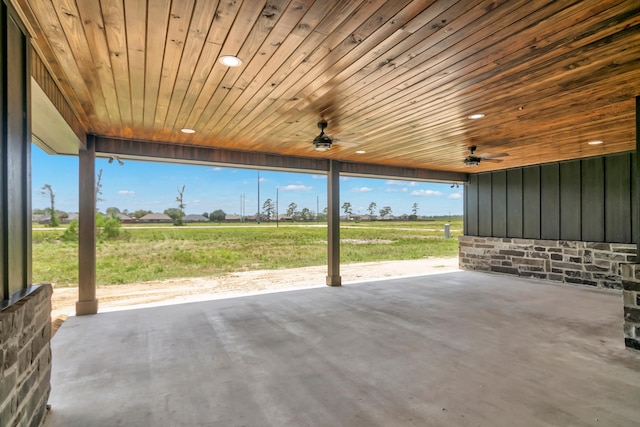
[{"x1": 32, "y1": 145, "x2": 463, "y2": 217}]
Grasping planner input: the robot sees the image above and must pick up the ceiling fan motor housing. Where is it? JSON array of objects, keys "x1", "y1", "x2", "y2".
[{"x1": 313, "y1": 121, "x2": 332, "y2": 151}]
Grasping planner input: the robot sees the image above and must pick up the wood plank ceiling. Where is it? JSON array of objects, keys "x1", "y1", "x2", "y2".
[{"x1": 14, "y1": 0, "x2": 640, "y2": 173}]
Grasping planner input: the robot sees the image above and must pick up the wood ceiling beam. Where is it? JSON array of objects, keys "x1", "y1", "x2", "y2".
[{"x1": 93, "y1": 135, "x2": 466, "y2": 183}]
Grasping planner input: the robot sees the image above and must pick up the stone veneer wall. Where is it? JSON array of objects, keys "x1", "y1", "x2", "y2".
[
  {"x1": 0, "y1": 285, "x2": 52, "y2": 426},
  {"x1": 459, "y1": 236, "x2": 636, "y2": 289},
  {"x1": 621, "y1": 265, "x2": 640, "y2": 350}
]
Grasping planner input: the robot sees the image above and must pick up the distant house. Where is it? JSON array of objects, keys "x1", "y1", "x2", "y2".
[
  {"x1": 182, "y1": 214, "x2": 209, "y2": 223},
  {"x1": 116, "y1": 213, "x2": 135, "y2": 223},
  {"x1": 224, "y1": 214, "x2": 242, "y2": 222},
  {"x1": 63, "y1": 213, "x2": 79, "y2": 223},
  {"x1": 139, "y1": 213, "x2": 172, "y2": 223},
  {"x1": 32, "y1": 214, "x2": 47, "y2": 223}
]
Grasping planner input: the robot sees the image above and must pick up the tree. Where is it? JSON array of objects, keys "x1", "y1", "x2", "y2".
[
  {"x1": 367, "y1": 202, "x2": 377, "y2": 220},
  {"x1": 300, "y1": 207, "x2": 311, "y2": 221},
  {"x1": 286, "y1": 202, "x2": 297, "y2": 217},
  {"x1": 174, "y1": 185, "x2": 186, "y2": 225},
  {"x1": 164, "y1": 208, "x2": 183, "y2": 221},
  {"x1": 317, "y1": 207, "x2": 328, "y2": 222},
  {"x1": 106, "y1": 207, "x2": 121, "y2": 217},
  {"x1": 202, "y1": 212, "x2": 209, "y2": 219},
  {"x1": 262, "y1": 198, "x2": 275, "y2": 221},
  {"x1": 95, "y1": 169, "x2": 104, "y2": 209},
  {"x1": 379, "y1": 206, "x2": 392, "y2": 220},
  {"x1": 410, "y1": 202, "x2": 419, "y2": 220},
  {"x1": 342, "y1": 202, "x2": 352, "y2": 220},
  {"x1": 40, "y1": 184, "x2": 59, "y2": 227},
  {"x1": 95, "y1": 212, "x2": 122, "y2": 240},
  {"x1": 209, "y1": 209, "x2": 226, "y2": 222},
  {"x1": 132, "y1": 209, "x2": 151, "y2": 219},
  {"x1": 412, "y1": 202, "x2": 419, "y2": 216}
]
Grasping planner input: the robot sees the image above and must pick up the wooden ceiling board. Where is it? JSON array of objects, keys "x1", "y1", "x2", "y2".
[
  {"x1": 123, "y1": 0, "x2": 147, "y2": 131},
  {"x1": 176, "y1": 0, "x2": 249, "y2": 136},
  {"x1": 100, "y1": 0, "x2": 133, "y2": 134},
  {"x1": 152, "y1": 0, "x2": 196, "y2": 135},
  {"x1": 215, "y1": 0, "x2": 390, "y2": 143},
  {"x1": 17, "y1": 0, "x2": 640, "y2": 174},
  {"x1": 161, "y1": 0, "x2": 220, "y2": 133},
  {"x1": 194, "y1": 0, "x2": 297, "y2": 136},
  {"x1": 142, "y1": 0, "x2": 171, "y2": 130}
]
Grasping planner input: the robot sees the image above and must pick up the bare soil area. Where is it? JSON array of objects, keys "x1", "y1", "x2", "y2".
[{"x1": 51, "y1": 258, "x2": 458, "y2": 332}]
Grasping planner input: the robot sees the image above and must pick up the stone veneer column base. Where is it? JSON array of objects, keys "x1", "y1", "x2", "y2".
[
  {"x1": 0, "y1": 284, "x2": 53, "y2": 426},
  {"x1": 459, "y1": 236, "x2": 636, "y2": 289},
  {"x1": 621, "y1": 264, "x2": 640, "y2": 351}
]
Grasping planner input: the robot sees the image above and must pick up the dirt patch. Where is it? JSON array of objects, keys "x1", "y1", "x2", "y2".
[{"x1": 51, "y1": 257, "x2": 459, "y2": 334}]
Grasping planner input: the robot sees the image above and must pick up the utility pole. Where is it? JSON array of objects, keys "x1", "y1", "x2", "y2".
[
  {"x1": 257, "y1": 172, "x2": 261, "y2": 224},
  {"x1": 276, "y1": 187, "x2": 279, "y2": 228}
]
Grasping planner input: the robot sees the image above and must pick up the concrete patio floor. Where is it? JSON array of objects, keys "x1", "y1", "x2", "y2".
[{"x1": 45, "y1": 271, "x2": 640, "y2": 427}]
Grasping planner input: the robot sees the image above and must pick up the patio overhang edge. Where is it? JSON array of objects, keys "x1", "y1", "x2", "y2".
[{"x1": 93, "y1": 135, "x2": 467, "y2": 182}]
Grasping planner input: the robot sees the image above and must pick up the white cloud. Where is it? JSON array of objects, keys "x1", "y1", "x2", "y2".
[
  {"x1": 352, "y1": 187, "x2": 373, "y2": 193},
  {"x1": 259, "y1": 177, "x2": 266, "y2": 183},
  {"x1": 117, "y1": 190, "x2": 135, "y2": 195},
  {"x1": 212, "y1": 167, "x2": 222, "y2": 171},
  {"x1": 281, "y1": 184, "x2": 312, "y2": 191},
  {"x1": 386, "y1": 180, "x2": 417, "y2": 186},
  {"x1": 386, "y1": 188, "x2": 408, "y2": 193},
  {"x1": 449, "y1": 193, "x2": 463, "y2": 199},
  {"x1": 191, "y1": 199, "x2": 201, "y2": 205},
  {"x1": 411, "y1": 189, "x2": 443, "y2": 197},
  {"x1": 312, "y1": 174, "x2": 327, "y2": 179}
]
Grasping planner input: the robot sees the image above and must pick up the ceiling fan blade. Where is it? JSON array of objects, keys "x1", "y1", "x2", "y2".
[
  {"x1": 335, "y1": 139, "x2": 361, "y2": 148},
  {"x1": 481, "y1": 152, "x2": 509, "y2": 160},
  {"x1": 482, "y1": 158, "x2": 504, "y2": 163}
]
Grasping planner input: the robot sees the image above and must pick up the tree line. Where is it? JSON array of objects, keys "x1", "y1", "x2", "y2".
[{"x1": 36, "y1": 179, "x2": 427, "y2": 229}]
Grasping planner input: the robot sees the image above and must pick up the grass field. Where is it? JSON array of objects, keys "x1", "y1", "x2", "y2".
[{"x1": 32, "y1": 219, "x2": 462, "y2": 287}]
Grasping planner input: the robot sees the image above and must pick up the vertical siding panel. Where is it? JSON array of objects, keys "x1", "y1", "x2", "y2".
[
  {"x1": 540, "y1": 163, "x2": 560, "y2": 240},
  {"x1": 605, "y1": 154, "x2": 631, "y2": 242},
  {"x1": 506, "y1": 169, "x2": 523, "y2": 238},
  {"x1": 6, "y1": 16, "x2": 27, "y2": 296},
  {"x1": 466, "y1": 174, "x2": 479, "y2": 236},
  {"x1": 582, "y1": 157, "x2": 605, "y2": 242},
  {"x1": 560, "y1": 161, "x2": 581, "y2": 240},
  {"x1": 522, "y1": 166, "x2": 541, "y2": 239},
  {"x1": 492, "y1": 171, "x2": 507, "y2": 237},
  {"x1": 632, "y1": 153, "x2": 638, "y2": 245},
  {"x1": 478, "y1": 173, "x2": 492, "y2": 236},
  {"x1": 465, "y1": 154, "x2": 633, "y2": 244}
]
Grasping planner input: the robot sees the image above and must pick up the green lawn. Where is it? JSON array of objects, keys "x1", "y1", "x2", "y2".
[{"x1": 32, "y1": 220, "x2": 462, "y2": 287}]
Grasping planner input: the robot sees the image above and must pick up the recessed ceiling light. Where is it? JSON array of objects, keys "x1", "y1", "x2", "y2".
[
  {"x1": 587, "y1": 140, "x2": 603, "y2": 145},
  {"x1": 468, "y1": 113, "x2": 485, "y2": 120},
  {"x1": 219, "y1": 55, "x2": 242, "y2": 67},
  {"x1": 181, "y1": 128, "x2": 195, "y2": 134},
  {"x1": 355, "y1": 150, "x2": 366, "y2": 154}
]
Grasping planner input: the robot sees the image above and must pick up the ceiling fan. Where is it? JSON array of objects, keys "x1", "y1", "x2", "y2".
[
  {"x1": 464, "y1": 145, "x2": 508, "y2": 167},
  {"x1": 308, "y1": 120, "x2": 362, "y2": 152},
  {"x1": 313, "y1": 121, "x2": 333, "y2": 151}
]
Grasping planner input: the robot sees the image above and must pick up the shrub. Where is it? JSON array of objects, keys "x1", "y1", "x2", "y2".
[{"x1": 61, "y1": 219, "x2": 78, "y2": 242}]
